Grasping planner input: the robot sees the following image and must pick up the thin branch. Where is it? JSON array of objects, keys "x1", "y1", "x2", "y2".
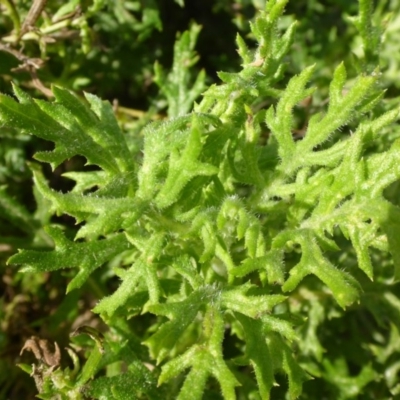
[
  {"x1": 19, "y1": 0, "x2": 48, "y2": 39},
  {"x1": 0, "y1": 42, "x2": 52, "y2": 97}
]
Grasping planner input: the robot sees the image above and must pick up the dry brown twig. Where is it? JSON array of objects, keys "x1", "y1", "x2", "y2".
[
  {"x1": 19, "y1": 0, "x2": 48, "y2": 39},
  {"x1": 0, "y1": 42, "x2": 53, "y2": 97}
]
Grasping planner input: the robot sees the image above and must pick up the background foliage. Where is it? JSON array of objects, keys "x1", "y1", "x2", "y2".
[{"x1": 2, "y1": 0, "x2": 400, "y2": 399}]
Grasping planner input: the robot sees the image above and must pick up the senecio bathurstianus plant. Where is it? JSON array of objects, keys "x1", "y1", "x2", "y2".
[{"x1": 2, "y1": 0, "x2": 400, "y2": 398}]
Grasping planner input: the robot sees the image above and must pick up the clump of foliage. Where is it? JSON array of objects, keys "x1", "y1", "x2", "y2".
[{"x1": 2, "y1": 0, "x2": 400, "y2": 399}]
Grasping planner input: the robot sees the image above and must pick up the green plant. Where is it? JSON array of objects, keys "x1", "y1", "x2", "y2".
[{"x1": 2, "y1": 0, "x2": 400, "y2": 398}]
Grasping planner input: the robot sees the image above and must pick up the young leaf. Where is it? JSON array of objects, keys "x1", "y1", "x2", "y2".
[{"x1": 8, "y1": 226, "x2": 131, "y2": 292}]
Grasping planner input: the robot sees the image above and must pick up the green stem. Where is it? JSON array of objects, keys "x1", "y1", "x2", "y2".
[{"x1": 0, "y1": 0, "x2": 21, "y2": 33}]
